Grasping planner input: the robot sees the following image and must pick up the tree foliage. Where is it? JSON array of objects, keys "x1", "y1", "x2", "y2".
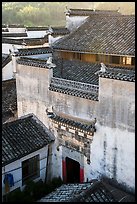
[{"x1": 2, "y1": 2, "x2": 135, "y2": 27}]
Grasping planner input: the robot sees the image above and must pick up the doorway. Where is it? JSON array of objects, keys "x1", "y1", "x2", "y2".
[{"x1": 66, "y1": 157, "x2": 80, "y2": 183}]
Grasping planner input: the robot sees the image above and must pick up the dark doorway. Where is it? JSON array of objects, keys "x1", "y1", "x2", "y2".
[{"x1": 66, "y1": 157, "x2": 80, "y2": 183}]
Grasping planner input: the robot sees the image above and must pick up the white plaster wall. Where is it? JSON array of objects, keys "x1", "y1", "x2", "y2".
[
  {"x1": 15, "y1": 63, "x2": 135, "y2": 192},
  {"x1": 2, "y1": 146, "x2": 48, "y2": 196},
  {"x1": 8, "y1": 28, "x2": 26, "y2": 33},
  {"x1": 48, "y1": 35, "x2": 64, "y2": 46},
  {"x1": 89, "y1": 125, "x2": 135, "y2": 192},
  {"x1": 66, "y1": 16, "x2": 88, "y2": 32},
  {"x1": 2, "y1": 43, "x2": 23, "y2": 54},
  {"x1": 16, "y1": 64, "x2": 53, "y2": 127},
  {"x1": 27, "y1": 30, "x2": 47, "y2": 38},
  {"x1": 2, "y1": 61, "x2": 13, "y2": 81}
]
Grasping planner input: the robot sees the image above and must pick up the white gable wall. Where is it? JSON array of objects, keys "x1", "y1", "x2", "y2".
[
  {"x1": 66, "y1": 16, "x2": 88, "y2": 32},
  {"x1": 2, "y1": 61, "x2": 13, "y2": 81}
]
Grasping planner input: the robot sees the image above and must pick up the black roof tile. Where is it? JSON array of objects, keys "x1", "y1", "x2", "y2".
[
  {"x1": 17, "y1": 56, "x2": 49, "y2": 68},
  {"x1": 66, "y1": 8, "x2": 120, "y2": 16},
  {"x1": 39, "y1": 180, "x2": 135, "y2": 202},
  {"x1": 52, "y1": 58, "x2": 135, "y2": 83},
  {"x1": 14, "y1": 47, "x2": 52, "y2": 56},
  {"x1": 2, "y1": 32, "x2": 27, "y2": 38},
  {"x1": 49, "y1": 113, "x2": 96, "y2": 132},
  {"x1": 53, "y1": 15, "x2": 135, "y2": 56},
  {"x1": 2, "y1": 35, "x2": 48, "y2": 45},
  {"x1": 48, "y1": 27, "x2": 70, "y2": 36},
  {"x1": 26, "y1": 26, "x2": 48, "y2": 31},
  {"x1": 2, "y1": 114, "x2": 55, "y2": 166}
]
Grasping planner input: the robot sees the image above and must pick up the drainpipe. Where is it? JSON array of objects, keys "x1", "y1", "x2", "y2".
[{"x1": 45, "y1": 144, "x2": 50, "y2": 183}]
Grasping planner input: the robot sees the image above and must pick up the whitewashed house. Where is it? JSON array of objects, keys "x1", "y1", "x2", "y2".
[{"x1": 2, "y1": 114, "x2": 55, "y2": 197}]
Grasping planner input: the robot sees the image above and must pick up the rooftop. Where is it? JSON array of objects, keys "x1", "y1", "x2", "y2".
[
  {"x1": 48, "y1": 112, "x2": 96, "y2": 133},
  {"x1": 53, "y1": 14, "x2": 135, "y2": 56},
  {"x1": 65, "y1": 8, "x2": 121, "y2": 16},
  {"x1": 52, "y1": 58, "x2": 135, "y2": 84},
  {"x1": 26, "y1": 26, "x2": 48, "y2": 31},
  {"x1": 14, "y1": 47, "x2": 52, "y2": 56},
  {"x1": 2, "y1": 114, "x2": 55, "y2": 166},
  {"x1": 2, "y1": 32, "x2": 27, "y2": 38},
  {"x1": 2, "y1": 53, "x2": 12, "y2": 68},
  {"x1": 48, "y1": 26, "x2": 70, "y2": 36},
  {"x1": 2, "y1": 35, "x2": 48, "y2": 46},
  {"x1": 39, "y1": 179, "x2": 135, "y2": 202}
]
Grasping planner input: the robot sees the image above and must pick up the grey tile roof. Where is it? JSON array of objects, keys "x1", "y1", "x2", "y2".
[
  {"x1": 2, "y1": 35, "x2": 48, "y2": 45},
  {"x1": 2, "y1": 114, "x2": 55, "y2": 166},
  {"x1": 98, "y1": 67, "x2": 135, "y2": 82},
  {"x1": 38, "y1": 180, "x2": 135, "y2": 202},
  {"x1": 50, "y1": 59, "x2": 134, "y2": 99},
  {"x1": 8, "y1": 24, "x2": 25, "y2": 28},
  {"x1": 26, "y1": 26, "x2": 48, "y2": 31},
  {"x1": 39, "y1": 182, "x2": 96, "y2": 202},
  {"x1": 53, "y1": 14, "x2": 135, "y2": 56},
  {"x1": 48, "y1": 112, "x2": 96, "y2": 133},
  {"x1": 66, "y1": 8, "x2": 120, "y2": 16},
  {"x1": 52, "y1": 58, "x2": 135, "y2": 84},
  {"x1": 49, "y1": 27, "x2": 70, "y2": 36},
  {"x1": 14, "y1": 47, "x2": 52, "y2": 56},
  {"x1": 2, "y1": 32, "x2": 27, "y2": 37},
  {"x1": 2, "y1": 79, "x2": 17, "y2": 124},
  {"x1": 2, "y1": 53, "x2": 12, "y2": 68},
  {"x1": 53, "y1": 59, "x2": 100, "y2": 85},
  {"x1": 17, "y1": 56, "x2": 49, "y2": 68}
]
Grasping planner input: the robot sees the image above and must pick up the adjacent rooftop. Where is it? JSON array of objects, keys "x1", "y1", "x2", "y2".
[
  {"x1": 53, "y1": 14, "x2": 135, "y2": 56},
  {"x1": 65, "y1": 8, "x2": 121, "y2": 16},
  {"x1": 39, "y1": 179, "x2": 135, "y2": 202},
  {"x1": 2, "y1": 114, "x2": 55, "y2": 166}
]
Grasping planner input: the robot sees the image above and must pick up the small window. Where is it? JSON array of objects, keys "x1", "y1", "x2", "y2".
[
  {"x1": 122, "y1": 56, "x2": 132, "y2": 65},
  {"x1": 126, "y1": 57, "x2": 132, "y2": 65},
  {"x1": 22, "y1": 155, "x2": 40, "y2": 185}
]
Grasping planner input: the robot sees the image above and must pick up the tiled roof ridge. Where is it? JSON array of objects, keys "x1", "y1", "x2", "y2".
[
  {"x1": 14, "y1": 47, "x2": 52, "y2": 56},
  {"x1": 68, "y1": 8, "x2": 119, "y2": 12},
  {"x1": 2, "y1": 32, "x2": 27, "y2": 37},
  {"x1": 2, "y1": 114, "x2": 33, "y2": 128},
  {"x1": 2, "y1": 54, "x2": 12, "y2": 68},
  {"x1": 2, "y1": 78, "x2": 16, "y2": 84},
  {"x1": 98, "y1": 70, "x2": 135, "y2": 82},
  {"x1": 48, "y1": 112, "x2": 96, "y2": 132},
  {"x1": 2, "y1": 35, "x2": 48, "y2": 45},
  {"x1": 16, "y1": 57, "x2": 49, "y2": 68},
  {"x1": 49, "y1": 75, "x2": 99, "y2": 100},
  {"x1": 8, "y1": 24, "x2": 25, "y2": 28},
  {"x1": 49, "y1": 84, "x2": 99, "y2": 101},
  {"x1": 26, "y1": 26, "x2": 48, "y2": 31},
  {"x1": 67, "y1": 8, "x2": 120, "y2": 13},
  {"x1": 68, "y1": 180, "x2": 116, "y2": 202}
]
